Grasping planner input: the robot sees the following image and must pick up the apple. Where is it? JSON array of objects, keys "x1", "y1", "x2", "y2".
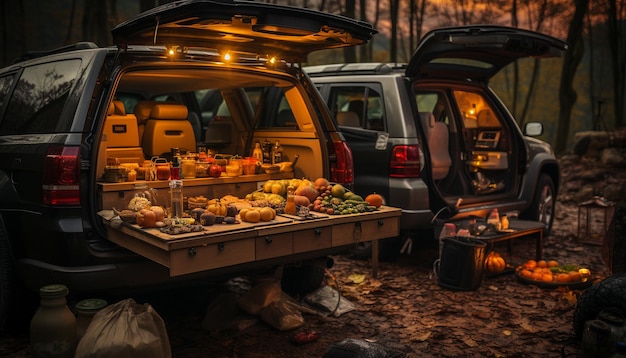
[{"x1": 209, "y1": 163, "x2": 222, "y2": 178}]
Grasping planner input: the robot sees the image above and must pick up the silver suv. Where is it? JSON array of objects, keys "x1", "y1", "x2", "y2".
[{"x1": 306, "y1": 26, "x2": 567, "y2": 243}]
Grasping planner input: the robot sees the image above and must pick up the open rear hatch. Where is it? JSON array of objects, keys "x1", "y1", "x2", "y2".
[{"x1": 111, "y1": 0, "x2": 377, "y2": 62}]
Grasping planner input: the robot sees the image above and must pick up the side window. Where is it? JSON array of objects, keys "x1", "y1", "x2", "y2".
[
  {"x1": 253, "y1": 87, "x2": 299, "y2": 129},
  {"x1": 0, "y1": 73, "x2": 16, "y2": 114},
  {"x1": 1, "y1": 60, "x2": 81, "y2": 134},
  {"x1": 453, "y1": 90, "x2": 501, "y2": 129},
  {"x1": 415, "y1": 91, "x2": 450, "y2": 125},
  {"x1": 328, "y1": 85, "x2": 384, "y2": 130}
]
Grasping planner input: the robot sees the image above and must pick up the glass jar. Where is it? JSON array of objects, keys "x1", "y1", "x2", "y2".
[
  {"x1": 582, "y1": 319, "x2": 612, "y2": 358},
  {"x1": 155, "y1": 159, "x2": 171, "y2": 180},
  {"x1": 182, "y1": 158, "x2": 196, "y2": 179},
  {"x1": 75, "y1": 298, "x2": 108, "y2": 342},
  {"x1": 284, "y1": 186, "x2": 297, "y2": 215},
  {"x1": 597, "y1": 309, "x2": 626, "y2": 356},
  {"x1": 30, "y1": 284, "x2": 77, "y2": 358}
]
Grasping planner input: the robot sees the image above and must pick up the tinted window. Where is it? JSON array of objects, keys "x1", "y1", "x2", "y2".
[
  {"x1": 328, "y1": 85, "x2": 384, "y2": 130},
  {"x1": 1, "y1": 60, "x2": 80, "y2": 134},
  {"x1": 0, "y1": 73, "x2": 16, "y2": 112}
]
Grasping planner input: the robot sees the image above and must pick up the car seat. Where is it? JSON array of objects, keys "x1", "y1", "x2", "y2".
[
  {"x1": 420, "y1": 112, "x2": 451, "y2": 180},
  {"x1": 103, "y1": 100, "x2": 144, "y2": 164},
  {"x1": 142, "y1": 103, "x2": 196, "y2": 158},
  {"x1": 336, "y1": 111, "x2": 360, "y2": 127}
]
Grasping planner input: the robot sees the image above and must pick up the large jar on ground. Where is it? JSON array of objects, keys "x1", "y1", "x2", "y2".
[{"x1": 30, "y1": 284, "x2": 77, "y2": 358}]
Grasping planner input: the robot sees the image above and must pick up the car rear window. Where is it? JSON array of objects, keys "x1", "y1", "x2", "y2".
[{"x1": 0, "y1": 59, "x2": 81, "y2": 134}]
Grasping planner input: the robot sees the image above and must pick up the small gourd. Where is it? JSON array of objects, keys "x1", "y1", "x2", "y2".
[{"x1": 484, "y1": 251, "x2": 506, "y2": 274}]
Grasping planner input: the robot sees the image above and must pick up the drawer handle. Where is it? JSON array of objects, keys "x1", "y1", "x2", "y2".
[
  {"x1": 188, "y1": 247, "x2": 196, "y2": 256},
  {"x1": 378, "y1": 219, "x2": 384, "y2": 226},
  {"x1": 314, "y1": 228, "x2": 321, "y2": 236},
  {"x1": 265, "y1": 236, "x2": 272, "y2": 244},
  {"x1": 218, "y1": 243, "x2": 225, "y2": 251}
]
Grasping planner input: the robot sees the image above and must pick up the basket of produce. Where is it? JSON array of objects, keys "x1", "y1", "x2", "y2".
[{"x1": 515, "y1": 259, "x2": 593, "y2": 289}]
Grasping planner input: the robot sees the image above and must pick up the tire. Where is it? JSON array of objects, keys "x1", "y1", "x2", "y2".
[
  {"x1": 572, "y1": 272, "x2": 626, "y2": 338},
  {"x1": 524, "y1": 174, "x2": 555, "y2": 236},
  {"x1": 0, "y1": 215, "x2": 16, "y2": 335}
]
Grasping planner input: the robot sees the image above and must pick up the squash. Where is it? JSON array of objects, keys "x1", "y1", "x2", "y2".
[
  {"x1": 484, "y1": 251, "x2": 506, "y2": 274},
  {"x1": 206, "y1": 200, "x2": 228, "y2": 216},
  {"x1": 364, "y1": 193, "x2": 384, "y2": 208}
]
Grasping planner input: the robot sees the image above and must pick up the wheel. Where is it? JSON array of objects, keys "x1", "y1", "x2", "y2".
[
  {"x1": 573, "y1": 272, "x2": 626, "y2": 338},
  {"x1": 0, "y1": 215, "x2": 16, "y2": 335},
  {"x1": 524, "y1": 174, "x2": 555, "y2": 236}
]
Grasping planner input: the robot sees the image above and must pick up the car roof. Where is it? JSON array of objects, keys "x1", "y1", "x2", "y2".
[
  {"x1": 406, "y1": 25, "x2": 568, "y2": 82},
  {"x1": 111, "y1": 0, "x2": 377, "y2": 63}
]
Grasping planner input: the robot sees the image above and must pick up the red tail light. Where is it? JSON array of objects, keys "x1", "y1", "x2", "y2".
[
  {"x1": 390, "y1": 145, "x2": 420, "y2": 178},
  {"x1": 329, "y1": 140, "x2": 354, "y2": 184},
  {"x1": 42, "y1": 146, "x2": 81, "y2": 205}
]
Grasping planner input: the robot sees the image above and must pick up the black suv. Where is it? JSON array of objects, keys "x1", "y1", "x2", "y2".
[
  {"x1": 0, "y1": 0, "x2": 375, "y2": 330},
  {"x1": 306, "y1": 26, "x2": 567, "y2": 241}
]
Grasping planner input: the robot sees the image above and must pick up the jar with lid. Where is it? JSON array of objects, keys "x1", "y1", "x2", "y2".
[
  {"x1": 155, "y1": 158, "x2": 171, "y2": 180},
  {"x1": 582, "y1": 319, "x2": 612, "y2": 357},
  {"x1": 30, "y1": 284, "x2": 77, "y2": 358},
  {"x1": 75, "y1": 298, "x2": 108, "y2": 342},
  {"x1": 597, "y1": 308, "x2": 626, "y2": 356}
]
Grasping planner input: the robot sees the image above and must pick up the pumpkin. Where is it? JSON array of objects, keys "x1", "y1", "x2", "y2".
[
  {"x1": 484, "y1": 251, "x2": 506, "y2": 274},
  {"x1": 364, "y1": 193, "x2": 384, "y2": 208}
]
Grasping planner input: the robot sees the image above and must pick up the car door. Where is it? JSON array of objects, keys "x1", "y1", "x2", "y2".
[{"x1": 407, "y1": 25, "x2": 567, "y2": 217}]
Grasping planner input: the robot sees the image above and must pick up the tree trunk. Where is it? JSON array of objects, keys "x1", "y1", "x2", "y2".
[
  {"x1": 390, "y1": 0, "x2": 399, "y2": 62},
  {"x1": 607, "y1": 0, "x2": 625, "y2": 129},
  {"x1": 343, "y1": 0, "x2": 357, "y2": 62},
  {"x1": 555, "y1": 0, "x2": 589, "y2": 154}
]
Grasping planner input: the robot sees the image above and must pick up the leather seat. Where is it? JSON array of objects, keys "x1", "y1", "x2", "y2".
[
  {"x1": 142, "y1": 104, "x2": 196, "y2": 158},
  {"x1": 103, "y1": 100, "x2": 144, "y2": 164},
  {"x1": 420, "y1": 112, "x2": 451, "y2": 180}
]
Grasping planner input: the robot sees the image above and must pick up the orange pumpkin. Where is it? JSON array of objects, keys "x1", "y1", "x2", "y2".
[
  {"x1": 484, "y1": 251, "x2": 506, "y2": 274},
  {"x1": 364, "y1": 193, "x2": 384, "y2": 208}
]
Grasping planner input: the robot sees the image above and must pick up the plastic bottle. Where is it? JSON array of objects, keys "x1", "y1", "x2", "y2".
[
  {"x1": 30, "y1": 284, "x2": 77, "y2": 358},
  {"x1": 252, "y1": 141, "x2": 263, "y2": 162},
  {"x1": 285, "y1": 186, "x2": 297, "y2": 215},
  {"x1": 169, "y1": 179, "x2": 184, "y2": 218},
  {"x1": 272, "y1": 140, "x2": 283, "y2": 164}
]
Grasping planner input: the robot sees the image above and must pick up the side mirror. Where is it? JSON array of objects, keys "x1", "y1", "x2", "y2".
[{"x1": 524, "y1": 122, "x2": 543, "y2": 136}]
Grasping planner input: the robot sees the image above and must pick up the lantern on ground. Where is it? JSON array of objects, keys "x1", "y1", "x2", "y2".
[{"x1": 577, "y1": 196, "x2": 616, "y2": 245}]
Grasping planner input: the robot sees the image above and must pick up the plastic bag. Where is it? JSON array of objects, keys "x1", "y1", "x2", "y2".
[
  {"x1": 75, "y1": 298, "x2": 171, "y2": 358},
  {"x1": 260, "y1": 299, "x2": 305, "y2": 331}
]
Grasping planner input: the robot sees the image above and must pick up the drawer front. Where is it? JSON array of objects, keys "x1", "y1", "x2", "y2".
[
  {"x1": 256, "y1": 232, "x2": 293, "y2": 260},
  {"x1": 170, "y1": 238, "x2": 255, "y2": 276},
  {"x1": 361, "y1": 217, "x2": 399, "y2": 240},
  {"x1": 332, "y1": 217, "x2": 399, "y2": 246},
  {"x1": 293, "y1": 226, "x2": 332, "y2": 253}
]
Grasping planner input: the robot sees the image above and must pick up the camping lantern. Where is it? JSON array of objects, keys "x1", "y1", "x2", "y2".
[{"x1": 577, "y1": 196, "x2": 616, "y2": 245}]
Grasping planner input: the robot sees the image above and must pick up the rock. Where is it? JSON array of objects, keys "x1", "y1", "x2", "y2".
[
  {"x1": 572, "y1": 186, "x2": 595, "y2": 203},
  {"x1": 574, "y1": 131, "x2": 611, "y2": 157},
  {"x1": 601, "y1": 147, "x2": 626, "y2": 167},
  {"x1": 603, "y1": 184, "x2": 624, "y2": 202}
]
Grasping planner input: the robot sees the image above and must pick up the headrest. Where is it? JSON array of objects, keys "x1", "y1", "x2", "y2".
[
  {"x1": 419, "y1": 112, "x2": 436, "y2": 128},
  {"x1": 134, "y1": 101, "x2": 159, "y2": 123},
  {"x1": 108, "y1": 100, "x2": 126, "y2": 116},
  {"x1": 150, "y1": 104, "x2": 188, "y2": 120},
  {"x1": 337, "y1": 111, "x2": 360, "y2": 127}
]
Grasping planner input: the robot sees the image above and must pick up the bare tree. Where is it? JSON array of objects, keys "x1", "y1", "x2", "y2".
[
  {"x1": 390, "y1": 0, "x2": 399, "y2": 62},
  {"x1": 555, "y1": 0, "x2": 589, "y2": 154},
  {"x1": 605, "y1": 0, "x2": 626, "y2": 129}
]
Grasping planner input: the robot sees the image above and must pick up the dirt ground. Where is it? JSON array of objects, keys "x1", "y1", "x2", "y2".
[{"x1": 1, "y1": 149, "x2": 623, "y2": 357}]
